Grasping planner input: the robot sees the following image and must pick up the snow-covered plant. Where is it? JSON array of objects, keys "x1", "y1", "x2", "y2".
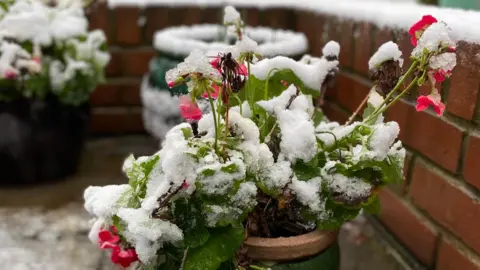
[
  {"x1": 84, "y1": 9, "x2": 456, "y2": 270},
  {"x1": 0, "y1": 0, "x2": 109, "y2": 105}
]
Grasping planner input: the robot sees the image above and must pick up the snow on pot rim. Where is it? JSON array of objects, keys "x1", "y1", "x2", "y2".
[
  {"x1": 153, "y1": 24, "x2": 308, "y2": 58},
  {"x1": 244, "y1": 229, "x2": 338, "y2": 262}
]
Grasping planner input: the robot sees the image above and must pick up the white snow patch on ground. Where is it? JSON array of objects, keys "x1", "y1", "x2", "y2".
[{"x1": 108, "y1": 0, "x2": 480, "y2": 44}]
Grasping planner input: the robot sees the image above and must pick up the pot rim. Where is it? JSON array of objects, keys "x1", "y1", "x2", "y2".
[{"x1": 244, "y1": 229, "x2": 338, "y2": 262}]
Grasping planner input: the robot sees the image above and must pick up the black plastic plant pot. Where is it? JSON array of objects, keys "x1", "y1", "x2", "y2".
[{"x1": 0, "y1": 95, "x2": 90, "y2": 186}]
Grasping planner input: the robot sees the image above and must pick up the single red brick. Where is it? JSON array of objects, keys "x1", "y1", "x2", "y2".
[
  {"x1": 113, "y1": 7, "x2": 142, "y2": 46},
  {"x1": 120, "y1": 82, "x2": 142, "y2": 106},
  {"x1": 91, "y1": 107, "x2": 129, "y2": 134},
  {"x1": 105, "y1": 51, "x2": 122, "y2": 77},
  {"x1": 386, "y1": 100, "x2": 463, "y2": 172},
  {"x1": 144, "y1": 7, "x2": 170, "y2": 43},
  {"x1": 335, "y1": 73, "x2": 371, "y2": 113},
  {"x1": 379, "y1": 189, "x2": 438, "y2": 265},
  {"x1": 338, "y1": 20, "x2": 354, "y2": 68},
  {"x1": 463, "y1": 134, "x2": 480, "y2": 190},
  {"x1": 374, "y1": 27, "x2": 393, "y2": 51},
  {"x1": 322, "y1": 102, "x2": 348, "y2": 124},
  {"x1": 409, "y1": 160, "x2": 480, "y2": 254},
  {"x1": 121, "y1": 49, "x2": 157, "y2": 77},
  {"x1": 436, "y1": 238, "x2": 480, "y2": 270},
  {"x1": 353, "y1": 22, "x2": 373, "y2": 76},
  {"x1": 446, "y1": 42, "x2": 480, "y2": 120},
  {"x1": 90, "y1": 84, "x2": 120, "y2": 106},
  {"x1": 87, "y1": 2, "x2": 113, "y2": 43}
]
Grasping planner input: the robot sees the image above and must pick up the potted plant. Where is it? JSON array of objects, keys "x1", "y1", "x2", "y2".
[
  {"x1": 142, "y1": 6, "x2": 309, "y2": 142},
  {"x1": 84, "y1": 10, "x2": 456, "y2": 270},
  {"x1": 0, "y1": 0, "x2": 110, "y2": 186}
]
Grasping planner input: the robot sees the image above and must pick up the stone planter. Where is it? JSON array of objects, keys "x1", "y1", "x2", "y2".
[
  {"x1": 0, "y1": 94, "x2": 90, "y2": 186},
  {"x1": 143, "y1": 24, "x2": 309, "y2": 141},
  {"x1": 244, "y1": 230, "x2": 340, "y2": 270}
]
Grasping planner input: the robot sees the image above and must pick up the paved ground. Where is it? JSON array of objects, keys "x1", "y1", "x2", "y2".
[{"x1": 0, "y1": 136, "x2": 413, "y2": 270}]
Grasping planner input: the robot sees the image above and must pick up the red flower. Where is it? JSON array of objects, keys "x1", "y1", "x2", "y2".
[
  {"x1": 210, "y1": 57, "x2": 221, "y2": 73},
  {"x1": 179, "y1": 95, "x2": 202, "y2": 121},
  {"x1": 181, "y1": 180, "x2": 189, "y2": 189},
  {"x1": 111, "y1": 246, "x2": 138, "y2": 268},
  {"x1": 201, "y1": 83, "x2": 220, "y2": 99},
  {"x1": 98, "y1": 227, "x2": 120, "y2": 249},
  {"x1": 432, "y1": 70, "x2": 451, "y2": 83},
  {"x1": 167, "y1": 81, "x2": 175, "y2": 88},
  {"x1": 409, "y1": 15, "x2": 438, "y2": 46},
  {"x1": 416, "y1": 94, "x2": 445, "y2": 116}
]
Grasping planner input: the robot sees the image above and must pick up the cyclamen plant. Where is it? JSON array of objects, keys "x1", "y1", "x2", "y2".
[
  {"x1": 0, "y1": 0, "x2": 109, "y2": 105},
  {"x1": 84, "y1": 7, "x2": 456, "y2": 270}
]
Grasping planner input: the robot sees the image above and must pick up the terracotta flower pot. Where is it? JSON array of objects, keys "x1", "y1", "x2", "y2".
[{"x1": 244, "y1": 230, "x2": 340, "y2": 270}]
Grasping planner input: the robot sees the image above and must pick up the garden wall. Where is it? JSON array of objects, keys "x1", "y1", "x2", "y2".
[{"x1": 87, "y1": 3, "x2": 480, "y2": 269}]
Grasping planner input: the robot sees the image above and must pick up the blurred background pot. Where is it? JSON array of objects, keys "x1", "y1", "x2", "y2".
[
  {"x1": 0, "y1": 94, "x2": 90, "y2": 186},
  {"x1": 142, "y1": 24, "x2": 309, "y2": 142}
]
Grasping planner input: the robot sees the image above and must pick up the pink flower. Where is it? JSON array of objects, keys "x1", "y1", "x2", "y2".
[
  {"x1": 179, "y1": 95, "x2": 202, "y2": 121},
  {"x1": 409, "y1": 15, "x2": 438, "y2": 46},
  {"x1": 111, "y1": 246, "x2": 138, "y2": 268},
  {"x1": 181, "y1": 180, "x2": 189, "y2": 189},
  {"x1": 32, "y1": 57, "x2": 41, "y2": 65},
  {"x1": 167, "y1": 81, "x2": 175, "y2": 88},
  {"x1": 416, "y1": 93, "x2": 445, "y2": 116},
  {"x1": 4, "y1": 69, "x2": 17, "y2": 79},
  {"x1": 98, "y1": 227, "x2": 120, "y2": 249},
  {"x1": 201, "y1": 83, "x2": 220, "y2": 99}
]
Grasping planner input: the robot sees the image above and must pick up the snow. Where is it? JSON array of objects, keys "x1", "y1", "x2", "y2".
[
  {"x1": 257, "y1": 84, "x2": 297, "y2": 114},
  {"x1": 368, "y1": 121, "x2": 400, "y2": 160},
  {"x1": 165, "y1": 49, "x2": 218, "y2": 83},
  {"x1": 84, "y1": 184, "x2": 131, "y2": 218},
  {"x1": 290, "y1": 177, "x2": 327, "y2": 216},
  {"x1": 251, "y1": 56, "x2": 339, "y2": 91},
  {"x1": 141, "y1": 76, "x2": 182, "y2": 141},
  {"x1": 324, "y1": 174, "x2": 373, "y2": 202},
  {"x1": 411, "y1": 22, "x2": 455, "y2": 57},
  {"x1": 234, "y1": 35, "x2": 258, "y2": 54},
  {"x1": 0, "y1": 0, "x2": 88, "y2": 46},
  {"x1": 154, "y1": 24, "x2": 308, "y2": 58},
  {"x1": 429, "y1": 52, "x2": 457, "y2": 72},
  {"x1": 322, "y1": 41, "x2": 340, "y2": 58},
  {"x1": 224, "y1": 5, "x2": 241, "y2": 24},
  {"x1": 368, "y1": 41, "x2": 403, "y2": 71},
  {"x1": 109, "y1": 0, "x2": 480, "y2": 45},
  {"x1": 117, "y1": 208, "x2": 183, "y2": 263}
]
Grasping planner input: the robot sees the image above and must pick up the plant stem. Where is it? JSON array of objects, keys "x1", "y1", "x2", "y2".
[
  {"x1": 367, "y1": 60, "x2": 419, "y2": 119},
  {"x1": 206, "y1": 90, "x2": 219, "y2": 154},
  {"x1": 233, "y1": 94, "x2": 243, "y2": 115},
  {"x1": 247, "y1": 62, "x2": 255, "y2": 117},
  {"x1": 345, "y1": 91, "x2": 370, "y2": 125},
  {"x1": 366, "y1": 77, "x2": 419, "y2": 123},
  {"x1": 249, "y1": 265, "x2": 269, "y2": 270}
]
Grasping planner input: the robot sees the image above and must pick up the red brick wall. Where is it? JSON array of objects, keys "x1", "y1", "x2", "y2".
[{"x1": 88, "y1": 4, "x2": 480, "y2": 268}]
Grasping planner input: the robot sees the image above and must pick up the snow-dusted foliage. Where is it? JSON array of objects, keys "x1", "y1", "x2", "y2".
[
  {"x1": 85, "y1": 8, "x2": 456, "y2": 270},
  {"x1": 0, "y1": 0, "x2": 109, "y2": 105}
]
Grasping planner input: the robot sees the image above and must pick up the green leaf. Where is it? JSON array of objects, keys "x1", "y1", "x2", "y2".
[
  {"x1": 312, "y1": 109, "x2": 325, "y2": 126},
  {"x1": 200, "y1": 169, "x2": 216, "y2": 177},
  {"x1": 156, "y1": 244, "x2": 184, "y2": 270},
  {"x1": 220, "y1": 163, "x2": 238, "y2": 174},
  {"x1": 293, "y1": 158, "x2": 320, "y2": 181},
  {"x1": 172, "y1": 198, "x2": 210, "y2": 248},
  {"x1": 349, "y1": 159, "x2": 402, "y2": 185},
  {"x1": 183, "y1": 224, "x2": 244, "y2": 270},
  {"x1": 362, "y1": 102, "x2": 378, "y2": 124},
  {"x1": 363, "y1": 194, "x2": 381, "y2": 215}
]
